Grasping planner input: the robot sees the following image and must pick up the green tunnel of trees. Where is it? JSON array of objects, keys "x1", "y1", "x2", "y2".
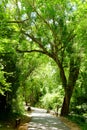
[{"x1": 0, "y1": 0, "x2": 87, "y2": 118}]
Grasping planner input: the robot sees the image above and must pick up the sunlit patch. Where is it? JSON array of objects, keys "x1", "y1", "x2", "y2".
[{"x1": 28, "y1": 107, "x2": 70, "y2": 130}]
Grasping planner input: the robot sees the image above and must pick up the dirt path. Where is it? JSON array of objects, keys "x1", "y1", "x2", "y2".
[{"x1": 28, "y1": 107, "x2": 70, "y2": 130}]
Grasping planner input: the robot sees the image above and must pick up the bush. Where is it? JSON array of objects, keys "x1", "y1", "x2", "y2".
[
  {"x1": 67, "y1": 114, "x2": 87, "y2": 130},
  {"x1": 40, "y1": 92, "x2": 63, "y2": 110}
]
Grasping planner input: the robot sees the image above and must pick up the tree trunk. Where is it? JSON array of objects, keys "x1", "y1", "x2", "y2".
[
  {"x1": 60, "y1": 56, "x2": 80, "y2": 116},
  {"x1": 60, "y1": 90, "x2": 72, "y2": 116}
]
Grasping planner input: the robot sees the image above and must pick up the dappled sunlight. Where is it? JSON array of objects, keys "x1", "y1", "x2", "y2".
[{"x1": 28, "y1": 107, "x2": 70, "y2": 130}]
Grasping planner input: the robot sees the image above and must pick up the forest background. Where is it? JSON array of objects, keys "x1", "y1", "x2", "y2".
[{"x1": 0, "y1": 0, "x2": 87, "y2": 129}]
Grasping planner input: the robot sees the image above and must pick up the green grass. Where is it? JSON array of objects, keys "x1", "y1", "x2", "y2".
[
  {"x1": 67, "y1": 114, "x2": 87, "y2": 130},
  {"x1": 80, "y1": 124, "x2": 87, "y2": 130}
]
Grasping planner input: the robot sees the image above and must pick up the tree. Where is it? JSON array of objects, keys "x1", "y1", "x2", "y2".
[
  {"x1": 5, "y1": 0, "x2": 86, "y2": 116},
  {"x1": 0, "y1": 1, "x2": 21, "y2": 113},
  {"x1": 70, "y1": 52, "x2": 87, "y2": 114},
  {"x1": 18, "y1": 52, "x2": 41, "y2": 105}
]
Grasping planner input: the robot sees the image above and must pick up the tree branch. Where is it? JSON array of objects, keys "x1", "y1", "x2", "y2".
[
  {"x1": 16, "y1": 48, "x2": 53, "y2": 58},
  {"x1": 27, "y1": 1, "x2": 53, "y2": 31},
  {"x1": 0, "y1": 52, "x2": 13, "y2": 54},
  {"x1": 7, "y1": 19, "x2": 29, "y2": 24},
  {"x1": 21, "y1": 31, "x2": 48, "y2": 52},
  {"x1": 67, "y1": 30, "x2": 76, "y2": 42},
  {"x1": 68, "y1": 34, "x2": 76, "y2": 42},
  {"x1": 17, "y1": 48, "x2": 45, "y2": 54},
  {"x1": 35, "y1": 10, "x2": 52, "y2": 30}
]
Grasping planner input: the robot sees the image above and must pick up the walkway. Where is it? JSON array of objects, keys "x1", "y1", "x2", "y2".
[{"x1": 28, "y1": 107, "x2": 70, "y2": 130}]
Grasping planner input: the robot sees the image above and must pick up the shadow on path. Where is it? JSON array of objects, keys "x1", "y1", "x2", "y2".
[{"x1": 28, "y1": 107, "x2": 70, "y2": 130}]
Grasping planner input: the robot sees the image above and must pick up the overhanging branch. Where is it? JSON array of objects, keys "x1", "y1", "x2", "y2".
[
  {"x1": 21, "y1": 31, "x2": 48, "y2": 53},
  {"x1": 0, "y1": 52, "x2": 13, "y2": 54},
  {"x1": 17, "y1": 48, "x2": 45, "y2": 54},
  {"x1": 16, "y1": 48, "x2": 53, "y2": 58}
]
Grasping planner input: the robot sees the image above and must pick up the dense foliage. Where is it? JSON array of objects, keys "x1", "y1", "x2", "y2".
[{"x1": 0, "y1": 0, "x2": 87, "y2": 121}]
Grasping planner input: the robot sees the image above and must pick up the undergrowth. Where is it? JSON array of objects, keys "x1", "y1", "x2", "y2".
[
  {"x1": 67, "y1": 114, "x2": 87, "y2": 130},
  {"x1": 0, "y1": 110, "x2": 31, "y2": 130}
]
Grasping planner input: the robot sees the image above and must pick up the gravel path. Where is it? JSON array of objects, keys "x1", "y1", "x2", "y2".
[{"x1": 28, "y1": 107, "x2": 70, "y2": 130}]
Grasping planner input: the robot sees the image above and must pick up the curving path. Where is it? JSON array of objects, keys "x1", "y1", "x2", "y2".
[{"x1": 28, "y1": 107, "x2": 70, "y2": 130}]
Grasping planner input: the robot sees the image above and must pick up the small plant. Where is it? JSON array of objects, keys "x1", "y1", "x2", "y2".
[{"x1": 67, "y1": 114, "x2": 87, "y2": 130}]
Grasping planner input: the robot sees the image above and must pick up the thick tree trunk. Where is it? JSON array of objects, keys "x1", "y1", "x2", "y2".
[
  {"x1": 60, "y1": 58, "x2": 80, "y2": 116},
  {"x1": 54, "y1": 56, "x2": 80, "y2": 116},
  {"x1": 60, "y1": 90, "x2": 72, "y2": 116}
]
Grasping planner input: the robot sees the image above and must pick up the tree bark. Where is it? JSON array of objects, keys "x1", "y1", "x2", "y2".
[
  {"x1": 60, "y1": 57, "x2": 80, "y2": 116},
  {"x1": 60, "y1": 87, "x2": 73, "y2": 116},
  {"x1": 60, "y1": 93, "x2": 71, "y2": 116}
]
